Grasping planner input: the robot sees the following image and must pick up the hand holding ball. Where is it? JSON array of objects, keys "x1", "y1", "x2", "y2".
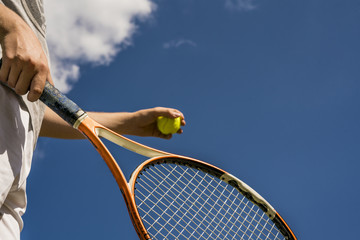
[{"x1": 157, "y1": 116, "x2": 181, "y2": 135}]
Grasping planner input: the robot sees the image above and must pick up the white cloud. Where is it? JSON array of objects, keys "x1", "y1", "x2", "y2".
[
  {"x1": 45, "y1": 0, "x2": 156, "y2": 92},
  {"x1": 224, "y1": 0, "x2": 256, "y2": 11},
  {"x1": 163, "y1": 39, "x2": 197, "y2": 49}
]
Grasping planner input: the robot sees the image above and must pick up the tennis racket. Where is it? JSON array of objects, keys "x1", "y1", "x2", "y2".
[
  {"x1": 40, "y1": 82, "x2": 296, "y2": 240},
  {"x1": 0, "y1": 59, "x2": 297, "y2": 239}
]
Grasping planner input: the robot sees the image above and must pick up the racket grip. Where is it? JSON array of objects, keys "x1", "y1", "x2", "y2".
[
  {"x1": 0, "y1": 58, "x2": 86, "y2": 127},
  {"x1": 40, "y1": 81, "x2": 86, "y2": 127}
]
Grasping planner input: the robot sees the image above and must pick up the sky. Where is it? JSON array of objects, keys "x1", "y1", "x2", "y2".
[{"x1": 19, "y1": 0, "x2": 360, "y2": 239}]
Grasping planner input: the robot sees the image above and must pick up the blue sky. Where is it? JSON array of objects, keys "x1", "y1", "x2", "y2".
[{"x1": 21, "y1": 0, "x2": 360, "y2": 239}]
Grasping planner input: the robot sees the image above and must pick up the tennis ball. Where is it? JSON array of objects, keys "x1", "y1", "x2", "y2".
[{"x1": 157, "y1": 116, "x2": 181, "y2": 135}]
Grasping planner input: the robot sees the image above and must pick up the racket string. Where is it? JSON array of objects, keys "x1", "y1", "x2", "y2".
[
  {"x1": 139, "y1": 165, "x2": 243, "y2": 239},
  {"x1": 135, "y1": 163, "x2": 285, "y2": 240},
  {"x1": 181, "y1": 167, "x2": 280, "y2": 239},
  {"x1": 137, "y1": 169, "x2": 208, "y2": 238},
  {"x1": 161, "y1": 164, "x2": 279, "y2": 240},
  {"x1": 182, "y1": 166, "x2": 283, "y2": 240},
  {"x1": 136, "y1": 165, "x2": 282, "y2": 240},
  {"x1": 138, "y1": 168, "x2": 226, "y2": 239}
]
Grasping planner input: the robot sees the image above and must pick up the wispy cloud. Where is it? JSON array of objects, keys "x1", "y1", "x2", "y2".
[
  {"x1": 163, "y1": 39, "x2": 197, "y2": 49},
  {"x1": 45, "y1": 0, "x2": 156, "y2": 92},
  {"x1": 224, "y1": 0, "x2": 257, "y2": 11}
]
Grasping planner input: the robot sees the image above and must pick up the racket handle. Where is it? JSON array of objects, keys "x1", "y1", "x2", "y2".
[
  {"x1": 0, "y1": 58, "x2": 86, "y2": 127},
  {"x1": 40, "y1": 81, "x2": 86, "y2": 127}
]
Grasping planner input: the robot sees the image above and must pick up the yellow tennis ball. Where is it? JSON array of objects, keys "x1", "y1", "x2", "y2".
[{"x1": 157, "y1": 116, "x2": 181, "y2": 134}]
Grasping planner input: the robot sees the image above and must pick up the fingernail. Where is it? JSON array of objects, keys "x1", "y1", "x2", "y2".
[{"x1": 173, "y1": 112, "x2": 181, "y2": 117}]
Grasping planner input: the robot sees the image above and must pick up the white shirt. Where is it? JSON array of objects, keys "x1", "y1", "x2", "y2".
[{"x1": 0, "y1": 0, "x2": 48, "y2": 237}]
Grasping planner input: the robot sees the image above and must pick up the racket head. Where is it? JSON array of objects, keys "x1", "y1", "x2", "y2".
[
  {"x1": 129, "y1": 156, "x2": 297, "y2": 240},
  {"x1": 77, "y1": 117, "x2": 296, "y2": 239}
]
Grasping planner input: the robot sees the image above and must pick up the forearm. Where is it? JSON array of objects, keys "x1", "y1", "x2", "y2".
[
  {"x1": 40, "y1": 106, "x2": 185, "y2": 139},
  {"x1": 39, "y1": 107, "x2": 83, "y2": 139},
  {"x1": 39, "y1": 107, "x2": 131, "y2": 139}
]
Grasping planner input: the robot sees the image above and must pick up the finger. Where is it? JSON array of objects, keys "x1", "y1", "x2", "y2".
[
  {"x1": 152, "y1": 107, "x2": 185, "y2": 119},
  {"x1": 171, "y1": 110, "x2": 186, "y2": 127},
  {"x1": 27, "y1": 73, "x2": 45, "y2": 102},
  {"x1": 7, "y1": 63, "x2": 22, "y2": 88},
  {"x1": 153, "y1": 107, "x2": 186, "y2": 134},
  {"x1": 0, "y1": 59, "x2": 11, "y2": 83},
  {"x1": 152, "y1": 127, "x2": 173, "y2": 139},
  {"x1": 163, "y1": 134, "x2": 172, "y2": 139},
  {"x1": 158, "y1": 132, "x2": 173, "y2": 139},
  {"x1": 14, "y1": 66, "x2": 35, "y2": 95},
  {"x1": 180, "y1": 119, "x2": 186, "y2": 126}
]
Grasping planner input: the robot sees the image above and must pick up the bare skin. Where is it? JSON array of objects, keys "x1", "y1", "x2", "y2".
[
  {"x1": 0, "y1": 4, "x2": 52, "y2": 102},
  {"x1": 0, "y1": 4, "x2": 186, "y2": 140},
  {"x1": 40, "y1": 107, "x2": 186, "y2": 139}
]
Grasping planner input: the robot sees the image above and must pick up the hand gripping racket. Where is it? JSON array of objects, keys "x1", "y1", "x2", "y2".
[{"x1": 0, "y1": 59, "x2": 297, "y2": 240}]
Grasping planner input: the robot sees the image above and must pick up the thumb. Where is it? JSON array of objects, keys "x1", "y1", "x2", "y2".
[{"x1": 152, "y1": 107, "x2": 183, "y2": 119}]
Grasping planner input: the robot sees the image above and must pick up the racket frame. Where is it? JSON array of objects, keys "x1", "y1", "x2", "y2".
[
  {"x1": 76, "y1": 116, "x2": 296, "y2": 240},
  {"x1": 5, "y1": 79, "x2": 296, "y2": 240},
  {"x1": 77, "y1": 116, "x2": 167, "y2": 239},
  {"x1": 129, "y1": 156, "x2": 296, "y2": 240}
]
